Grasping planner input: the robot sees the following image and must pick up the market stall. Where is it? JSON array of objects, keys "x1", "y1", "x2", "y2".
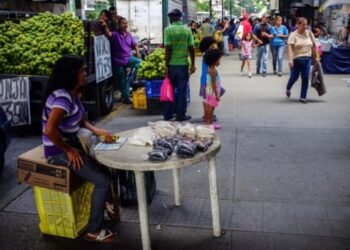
[
  {"x1": 94, "y1": 122, "x2": 222, "y2": 250},
  {"x1": 321, "y1": 46, "x2": 350, "y2": 74}
]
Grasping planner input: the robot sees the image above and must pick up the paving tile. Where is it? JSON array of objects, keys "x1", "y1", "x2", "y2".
[
  {"x1": 330, "y1": 220, "x2": 350, "y2": 239},
  {"x1": 165, "y1": 197, "x2": 205, "y2": 226},
  {"x1": 3, "y1": 189, "x2": 37, "y2": 214},
  {"x1": 263, "y1": 215, "x2": 298, "y2": 234},
  {"x1": 263, "y1": 201, "x2": 295, "y2": 217},
  {"x1": 230, "y1": 214, "x2": 263, "y2": 232},
  {"x1": 201, "y1": 199, "x2": 234, "y2": 215},
  {"x1": 327, "y1": 206, "x2": 350, "y2": 221},
  {"x1": 296, "y1": 218, "x2": 333, "y2": 237},
  {"x1": 294, "y1": 204, "x2": 329, "y2": 219},
  {"x1": 197, "y1": 212, "x2": 231, "y2": 229},
  {"x1": 232, "y1": 200, "x2": 263, "y2": 216}
]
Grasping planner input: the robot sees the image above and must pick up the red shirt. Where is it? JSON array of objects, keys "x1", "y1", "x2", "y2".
[{"x1": 241, "y1": 20, "x2": 252, "y2": 38}]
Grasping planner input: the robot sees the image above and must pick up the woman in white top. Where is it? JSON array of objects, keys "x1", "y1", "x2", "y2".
[{"x1": 285, "y1": 17, "x2": 318, "y2": 103}]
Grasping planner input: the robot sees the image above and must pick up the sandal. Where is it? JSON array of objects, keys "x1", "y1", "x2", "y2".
[
  {"x1": 213, "y1": 122, "x2": 221, "y2": 130},
  {"x1": 105, "y1": 201, "x2": 120, "y2": 221},
  {"x1": 85, "y1": 229, "x2": 117, "y2": 243}
]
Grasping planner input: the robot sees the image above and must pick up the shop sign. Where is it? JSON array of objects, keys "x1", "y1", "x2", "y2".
[
  {"x1": 0, "y1": 77, "x2": 31, "y2": 126},
  {"x1": 94, "y1": 35, "x2": 112, "y2": 83}
]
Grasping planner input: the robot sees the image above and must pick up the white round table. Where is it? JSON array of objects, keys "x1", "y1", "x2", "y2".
[{"x1": 95, "y1": 127, "x2": 222, "y2": 250}]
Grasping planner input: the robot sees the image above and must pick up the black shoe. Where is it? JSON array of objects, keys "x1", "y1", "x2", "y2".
[
  {"x1": 262, "y1": 72, "x2": 267, "y2": 77},
  {"x1": 164, "y1": 116, "x2": 174, "y2": 121},
  {"x1": 286, "y1": 90, "x2": 291, "y2": 98},
  {"x1": 273, "y1": 71, "x2": 277, "y2": 75},
  {"x1": 176, "y1": 115, "x2": 192, "y2": 121},
  {"x1": 256, "y1": 70, "x2": 260, "y2": 75},
  {"x1": 123, "y1": 99, "x2": 132, "y2": 104}
]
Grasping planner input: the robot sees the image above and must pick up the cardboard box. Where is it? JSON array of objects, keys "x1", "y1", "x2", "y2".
[{"x1": 17, "y1": 145, "x2": 83, "y2": 193}]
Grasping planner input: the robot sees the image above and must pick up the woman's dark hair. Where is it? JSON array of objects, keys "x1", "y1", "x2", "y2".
[
  {"x1": 99, "y1": 9, "x2": 111, "y2": 19},
  {"x1": 43, "y1": 55, "x2": 85, "y2": 104},
  {"x1": 203, "y1": 49, "x2": 222, "y2": 66},
  {"x1": 199, "y1": 36, "x2": 216, "y2": 53}
]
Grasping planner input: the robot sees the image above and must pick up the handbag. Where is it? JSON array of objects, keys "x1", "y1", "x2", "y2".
[
  {"x1": 160, "y1": 76, "x2": 174, "y2": 102},
  {"x1": 235, "y1": 24, "x2": 244, "y2": 40},
  {"x1": 310, "y1": 62, "x2": 326, "y2": 96}
]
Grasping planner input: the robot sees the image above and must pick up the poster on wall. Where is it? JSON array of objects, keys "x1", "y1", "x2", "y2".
[
  {"x1": 94, "y1": 35, "x2": 112, "y2": 83},
  {"x1": 0, "y1": 77, "x2": 31, "y2": 126}
]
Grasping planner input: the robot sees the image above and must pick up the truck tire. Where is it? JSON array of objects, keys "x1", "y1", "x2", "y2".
[
  {"x1": 99, "y1": 79, "x2": 114, "y2": 115},
  {"x1": 0, "y1": 141, "x2": 4, "y2": 176}
]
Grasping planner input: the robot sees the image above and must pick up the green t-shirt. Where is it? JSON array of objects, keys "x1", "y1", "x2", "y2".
[{"x1": 164, "y1": 21, "x2": 194, "y2": 66}]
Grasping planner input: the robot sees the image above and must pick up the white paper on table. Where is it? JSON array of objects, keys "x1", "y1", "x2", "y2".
[{"x1": 94, "y1": 137, "x2": 128, "y2": 151}]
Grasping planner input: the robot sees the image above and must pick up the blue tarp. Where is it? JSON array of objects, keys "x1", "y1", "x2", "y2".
[{"x1": 321, "y1": 46, "x2": 350, "y2": 74}]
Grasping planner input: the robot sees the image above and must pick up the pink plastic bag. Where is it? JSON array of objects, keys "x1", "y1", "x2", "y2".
[{"x1": 160, "y1": 76, "x2": 174, "y2": 102}]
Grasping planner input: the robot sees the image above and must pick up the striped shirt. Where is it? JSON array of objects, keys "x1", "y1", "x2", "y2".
[
  {"x1": 164, "y1": 21, "x2": 194, "y2": 66},
  {"x1": 42, "y1": 89, "x2": 84, "y2": 157}
]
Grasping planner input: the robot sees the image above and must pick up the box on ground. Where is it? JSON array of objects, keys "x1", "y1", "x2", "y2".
[{"x1": 17, "y1": 145, "x2": 83, "y2": 193}]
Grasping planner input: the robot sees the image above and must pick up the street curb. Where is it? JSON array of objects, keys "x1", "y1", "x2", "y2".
[{"x1": 0, "y1": 183, "x2": 30, "y2": 211}]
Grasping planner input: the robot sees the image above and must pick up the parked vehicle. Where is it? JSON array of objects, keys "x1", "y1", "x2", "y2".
[
  {"x1": 117, "y1": 0, "x2": 197, "y2": 45},
  {"x1": 0, "y1": 106, "x2": 12, "y2": 176}
]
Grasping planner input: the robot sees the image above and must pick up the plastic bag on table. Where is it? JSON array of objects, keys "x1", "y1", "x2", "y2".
[
  {"x1": 195, "y1": 124, "x2": 216, "y2": 139},
  {"x1": 178, "y1": 123, "x2": 197, "y2": 139},
  {"x1": 193, "y1": 138, "x2": 213, "y2": 152},
  {"x1": 128, "y1": 127, "x2": 160, "y2": 146},
  {"x1": 148, "y1": 121, "x2": 178, "y2": 138},
  {"x1": 176, "y1": 140, "x2": 197, "y2": 158},
  {"x1": 153, "y1": 138, "x2": 176, "y2": 154},
  {"x1": 148, "y1": 147, "x2": 172, "y2": 161}
]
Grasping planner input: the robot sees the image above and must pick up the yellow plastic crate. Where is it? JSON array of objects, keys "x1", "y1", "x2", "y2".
[
  {"x1": 132, "y1": 88, "x2": 147, "y2": 110},
  {"x1": 34, "y1": 182, "x2": 94, "y2": 239}
]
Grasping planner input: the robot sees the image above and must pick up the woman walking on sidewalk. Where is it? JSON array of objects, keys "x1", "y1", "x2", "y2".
[
  {"x1": 286, "y1": 17, "x2": 319, "y2": 103},
  {"x1": 271, "y1": 16, "x2": 288, "y2": 76}
]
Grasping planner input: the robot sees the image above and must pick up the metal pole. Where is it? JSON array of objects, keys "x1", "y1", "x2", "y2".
[
  {"x1": 209, "y1": 0, "x2": 212, "y2": 19},
  {"x1": 222, "y1": 0, "x2": 224, "y2": 19}
]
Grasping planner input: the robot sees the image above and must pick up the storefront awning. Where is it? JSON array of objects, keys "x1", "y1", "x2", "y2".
[{"x1": 320, "y1": 0, "x2": 350, "y2": 12}]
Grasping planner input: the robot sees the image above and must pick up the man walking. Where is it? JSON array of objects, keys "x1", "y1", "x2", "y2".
[
  {"x1": 164, "y1": 9, "x2": 196, "y2": 121},
  {"x1": 253, "y1": 13, "x2": 273, "y2": 77}
]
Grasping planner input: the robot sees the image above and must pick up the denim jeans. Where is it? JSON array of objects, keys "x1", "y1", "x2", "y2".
[
  {"x1": 113, "y1": 56, "x2": 142, "y2": 100},
  {"x1": 164, "y1": 65, "x2": 189, "y2": 120},
  {"x1": 47, "y1": 153, "x2": 111, "y2": 233},
  {"x1": 271, "y1": 45, "x2": 285, "y2": 73},
  {"x1": 223, "y1": 35, "x2": 229, "y2": 55},
  {"x1": 256, "y1": 44, "x2": 269, "y2": 74},
  {"x1": 286, "y1": 57, "x2": 312, "y2": 99}
]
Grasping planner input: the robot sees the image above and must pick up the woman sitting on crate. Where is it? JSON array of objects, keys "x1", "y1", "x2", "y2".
[{"x1": 42, "y1": 55, "x2": 118, "y2": 243}]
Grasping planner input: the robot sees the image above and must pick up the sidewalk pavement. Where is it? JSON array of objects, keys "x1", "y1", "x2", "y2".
[{"x1": 0, "y1": 52, "x2": 350, "y2": 250}]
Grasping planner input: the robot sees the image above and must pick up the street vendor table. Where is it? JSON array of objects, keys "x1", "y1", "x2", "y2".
[
  {"x1": 321, "y1": 46, "x2": 350, "y2": 74},
  {"x1": 95, "y1": 127, "x2": 222, "y2": 250}
]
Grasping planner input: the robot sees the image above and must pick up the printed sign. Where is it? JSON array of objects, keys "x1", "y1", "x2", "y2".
[
  {"x1": 94, "y1": 35, "x2": 112, "y2": 83},
  {"x1": 0, "y1": 77, "x2": 31, "y2": 126}
]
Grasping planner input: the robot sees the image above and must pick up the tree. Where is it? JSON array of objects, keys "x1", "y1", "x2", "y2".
[{"x1": 194, "y1": 0, "x2": 210, "y2": 12}]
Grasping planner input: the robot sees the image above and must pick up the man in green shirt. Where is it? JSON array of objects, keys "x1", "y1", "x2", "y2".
[
  {"x1": 200, "y1": 18, "x2": 215, "y2": 38},
  {"x1": 164, "y1": 8, "x2": 195, "y2": 121}
]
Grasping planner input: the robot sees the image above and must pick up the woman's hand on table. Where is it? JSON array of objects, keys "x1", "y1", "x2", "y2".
[
  {"x1": 66, "y1": 147, "x2": 84, "y2": 170},
  {"x1": 94, "y1": 128, "x2": 116, "y2": 143}
]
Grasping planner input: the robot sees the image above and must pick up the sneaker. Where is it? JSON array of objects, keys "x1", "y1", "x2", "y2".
[
  {"x1": 278, "y1": 72, "x2": 282, "y2": 77},
  {"x1": 256, "y1": 70, "x2": 260, "y2": 75},
  {"x1": 213, "y1": 122, "x2": 221, "y2": 130},
  {"x1": 262, "y1": 72, "x2": 267, "y2": 77},
  {"x1": 176, "y1": 115, "x2": 192, "y2": 121},
  {"x1": 299, "y1": 98, "x2": 307, "y2": 104},
  {"x1": 248, "y1": 73, "x2": 252, "y2": 78},
  {"x1": 240, "y1": 71, "x2": 243, "y2": 76}
]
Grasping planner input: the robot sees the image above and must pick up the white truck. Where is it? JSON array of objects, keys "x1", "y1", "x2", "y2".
[{"x1": 116, "y1": 0, "x2": 197, "y2": 45}]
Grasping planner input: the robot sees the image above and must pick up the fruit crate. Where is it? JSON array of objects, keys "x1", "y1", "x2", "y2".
[
  {"x1": 146, "y1": 97, "x2": 167, "y2": 115},
  {"x1": 132, "y1": 88, "x2": 147, "y2": 110},
  {"x1": 145, "y1": 79, "x2": 163, "y2": 98},
  {"x1": 119, "y1": 171, "x2": 156, "y2": 207},
  {"x1": 34, "y1": 182, "x2": 94, "y2": 239}
]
